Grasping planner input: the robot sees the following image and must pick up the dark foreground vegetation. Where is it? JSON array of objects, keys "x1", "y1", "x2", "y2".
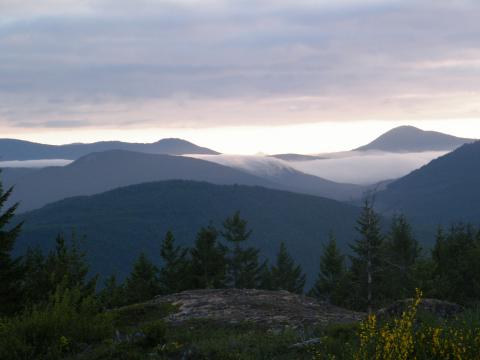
[{"x1": 2, "y1": 177, "x2": 480, "y2": 358}]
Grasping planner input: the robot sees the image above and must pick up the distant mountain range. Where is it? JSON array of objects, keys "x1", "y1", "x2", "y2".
[
  {"x1": 0, "y1": 138, "x2": 218, "y2": 160},
  {"x1": 355, "y1": 126, "x2": 474, "y2": 152},
  {"x1": 15, "y1": 180, "x2": 361, "y2": 284},
  {"x1": 3, "y1": 150, "x2": 364, "y2": 212},
  {"x1": 376, "y1": 140, "x2": 480, "y2": 228}
]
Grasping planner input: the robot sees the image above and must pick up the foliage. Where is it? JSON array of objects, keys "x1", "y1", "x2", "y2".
[
  {"x1": 222, "y1": 211, "x2": 262, "y2": 289},
  {"x1": 382, "y1": 215, "x2": 421, "y2": 301},
  {"x1": 311, "y1": 233, "x2": 349, "y2": 306},
  {"x1": 352, "y1": 289, "x2": 480, "y2": 360},
  {"x1": 349, "y1": 199, "x2": 384, "y2": 312},
  {"x1": 158, "y1": 230, "x2": 190, "y2": 294},
  {"x1": 0, "y1": 286, "x2": 113, "y2": 360},
  {"x1": 123, "y1": 253, "x2": 160, "y2": 304},
  {"x1": 0, "y1": 181, "x2": 24, "y2": 316},
  {"x1": 98, "y1": 275, "x2": 125, "y2": 309},
  {"x1": 431, "y1": 223, "x2": 480, "y2": 305},
  {"x1": 190, "y1": 225, "x2": 227, "y2": 289},
  {"x1": 270, "y1": 242, "x2": 306, "y2": 294}
]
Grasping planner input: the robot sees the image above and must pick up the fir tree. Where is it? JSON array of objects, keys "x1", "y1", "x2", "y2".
[
  {"x1": 0, "y1": 181, "x2": 23, "y2": 316},
  {"x1": 222, "y1": 211, "x2": 261, "y2": 288},
  {"x1": 99, "y1": 275, "x2": 125, "y2": 309},
  {"x1": 124, "y1": 252, "x2": 160, "y2": 304},
  {"x1": 159, "y1": 230, "x2": 190, "y2": 294},
  {"x1": 190, "y1": 225, "x2": 227, "y2": 289},
  {"x1": 44, "y1": 233, "x2": 97, "y2": 298},
  {"x1": 383, "y1": 215, "x2": 421, "y2": 301},
  {"x1": 270, "y1": 242, "x2": 306, "y2": 294},
  {"x1": 258, "y1": 260, "x2": 273, "y2": 290},
  {"x1": 311, "y1": 233, "x2": 348, "y2": 306},
  {"x1": 349, "y1": 199, "x2": 384, "y2": 313}
]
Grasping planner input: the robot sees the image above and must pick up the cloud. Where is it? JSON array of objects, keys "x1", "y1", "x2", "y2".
[{"x1": 0, "y1": 0, "x2": 480, "y2": 129}]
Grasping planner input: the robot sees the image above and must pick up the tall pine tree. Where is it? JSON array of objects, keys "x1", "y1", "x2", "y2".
[
  {"x1": 311, "y1": 234, "x2": 349, "y2": 306},
  {"x1": 0, "y1": 181, "x2": 23, "y2": 316},
  {"x1": 190, "y1": 225, "x2": 227, "y2": 289},
  {"x1": 270, "y1": 242, "x2": 306, "y2": 294},
  {"x1": 383, "y1": 215, "x2": 421, "y2": 301},
  {"x1": 349, "y1": 199, "x2": 384, "y2": 313},
  {"x1": 124, "y1": 252, "x2": 160, "y2": 304},
  {"x1": 159, "y1": 230, "x2": 190, "y2": 294},
  {"x1": 222, "y1": 211, "x2": 261, "y2": 289}
]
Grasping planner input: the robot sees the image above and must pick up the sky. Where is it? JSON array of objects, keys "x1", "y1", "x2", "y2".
[{"x1": 1, "y1": 0, "x2": 480, "y2": 154}]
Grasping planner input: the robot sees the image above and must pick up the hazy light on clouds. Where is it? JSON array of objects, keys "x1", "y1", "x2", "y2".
[{"x1": 0, "y1": 0, "x2": 480, "y2": 143}]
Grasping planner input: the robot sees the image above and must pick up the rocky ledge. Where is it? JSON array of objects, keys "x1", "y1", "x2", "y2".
[{"x1": 149, "y1": 288, "x2": 365, "y2": 328}]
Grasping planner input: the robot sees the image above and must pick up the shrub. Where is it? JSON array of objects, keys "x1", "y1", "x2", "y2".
[{"x1": 0, "y1": 286, "x2": 113, "y2": 360}]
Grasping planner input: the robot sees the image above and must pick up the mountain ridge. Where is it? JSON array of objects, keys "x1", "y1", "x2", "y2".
[{"x1": 0, "y1": 137, "x2": 219, "y2": 160}]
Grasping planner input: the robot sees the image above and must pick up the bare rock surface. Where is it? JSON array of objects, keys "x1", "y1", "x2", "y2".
[{"x1": 150, "y1": 288, "x2": 365, "y2": 328}]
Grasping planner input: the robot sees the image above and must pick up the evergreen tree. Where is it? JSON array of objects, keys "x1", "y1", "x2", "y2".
[
  {"x1": 44, "y1": 233, "x2": 97, "y2": 298},
  {"x1": 311, "y1": 234, "x2": 349, "y2": 306},
  {"x1": 98, "y1": 275, "x2": 125, "y2": 309},
  {"x1": 159, "y1": 230, "x2": 190, "y2": 294},
  {"x1": 22, "y1": 233, "x2": 96, "y2": 306},
  {"x1": 258, "y1": 260, "x2": 273, "y2": 290},
  {"x1": 0, "y1": 181, "x2": 23, "y2": 316},
  {"x1": 349, "y1": 199, "x2": 384, "y2": 313},
  {"x1": 383, "y1": 215, "x2": 421, "y2": 301},
  {"x1": 271, "y1": 242, "x2": 306, "y2": 294},
  {"x1": 124, "y1": 252, "x2": 160, "y2": 304},
  {"x1": 431, "y1": 223, "x2": 480, "y2": 305},
  {"x1": 190, "y1": 225, "x2": 227, "y2": 289},
  {"x1": 222, "y1": 211, "x2": 261, "y2": 288},
  {"x1": 22, "y1": 247, "x2": 50, "y2": 306}
]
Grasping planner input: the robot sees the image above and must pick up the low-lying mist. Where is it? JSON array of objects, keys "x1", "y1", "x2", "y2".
[{"x1": 191, "y1": 151, "x2": 447, "y2": 185}]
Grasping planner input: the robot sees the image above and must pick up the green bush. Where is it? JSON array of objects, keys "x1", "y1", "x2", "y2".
[{"x1": 0, "y1": 286, "x2": 113, "y2": 360}]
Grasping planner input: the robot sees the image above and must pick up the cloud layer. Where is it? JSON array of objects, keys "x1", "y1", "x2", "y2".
[{"x1": 1, "y1": 0, "x2": 480, "y2": 130}]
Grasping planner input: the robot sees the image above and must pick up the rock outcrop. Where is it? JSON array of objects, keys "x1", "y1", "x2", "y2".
[{"x1": 150, "y1": 288, "x2": 365, "y2": 328}]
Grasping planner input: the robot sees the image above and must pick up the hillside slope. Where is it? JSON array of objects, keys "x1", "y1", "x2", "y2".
[
  {"x1": 5, "y1": 150, "x2": 279, "y2": 212},
  {"x1": 376, "y1": 141, "x2": 480, "y2": 226},
  {"x1": 16, "y1": 180, "x2": 361, "y2": 284}
]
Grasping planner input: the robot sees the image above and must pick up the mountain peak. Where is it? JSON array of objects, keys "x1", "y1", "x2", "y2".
[{"x1": 355, "y1": 126, "x2": 474, "y2": 153}]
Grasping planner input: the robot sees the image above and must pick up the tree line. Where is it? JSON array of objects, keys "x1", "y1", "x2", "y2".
[{"x1": 2, "y1": 179, "x2": 480, "y2": 319}]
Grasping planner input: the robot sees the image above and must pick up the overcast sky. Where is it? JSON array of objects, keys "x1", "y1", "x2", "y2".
[{"x1": 1, "y1": 0, "x2": 480, "y2": 153}]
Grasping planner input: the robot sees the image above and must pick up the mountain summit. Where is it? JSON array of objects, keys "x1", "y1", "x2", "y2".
[{"x1": 355, "y1": 126, "x2": 474, "y2": 152}]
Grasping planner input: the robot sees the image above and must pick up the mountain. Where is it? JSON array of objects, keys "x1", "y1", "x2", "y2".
[
  {"x1": 15, "y1": 180, "x2": 361, "y2": 284},
  {"x1": 0, "y1": 137, "x2": 218, "y2": 160},
  {"x1": 376, "y1": 141, "x2": 480, "y2": 227},
  {"x1": 189, "y1": 154, "x2": 364, "y2": 201},
  {"x1": 3, "y1": 151, "x2": 365, "y2": 212},
  {"x1": 355, "y1": 126, "x2": 474, "y2": 152}
]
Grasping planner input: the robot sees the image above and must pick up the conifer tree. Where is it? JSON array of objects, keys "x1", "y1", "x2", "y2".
[
  {"x1": 44, "y1": 233, "x2": 97, "y2": 297},
  {"x1": 0, "y1": 181, "x2": 23, "y2": 316},
  {"x1": 431, "y1": 223, "x2": 480, "y2": 304},
  {"x1": 159, "y1": 230, "x2": 190, "y2": 294},
  {"x1": 311, "y1": 233, "x2": 349, "y2": 306},
  {"x1": 190, "y1": 225, "x2": 227, "y2": 289},
  {"x1": 124, "y1": 252, "x2": 159, "y2": 304},
  {"x1": 349, "y1": 199, "x2": 384, "y2": 313},
  {"x1": 99, "y1": 275, "x2": 125, "y2": 309},
  {"x1": 383, "y1": 215, "x2": 421, "y2": 301},
  {"x1": 271, "y1": 242, "x2": 306, "y2": 294},
  {"x1": 258, "y1": 260, "x2": 273, "y2": 290},
  {"x1": 222, "y1": 211, "x2": 261, "y2": 288}
]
